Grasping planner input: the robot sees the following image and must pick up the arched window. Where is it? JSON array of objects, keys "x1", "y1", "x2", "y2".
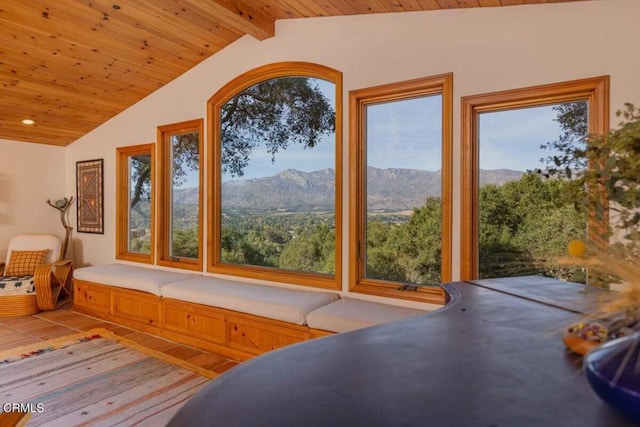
[{"x1": 207, "y1": 62, "x2": 342, "y2": 290}]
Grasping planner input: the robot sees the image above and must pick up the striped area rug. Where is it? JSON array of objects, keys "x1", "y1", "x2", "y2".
[{"x1": 0, "y1": 329, "x2": 217, "y2": 426}]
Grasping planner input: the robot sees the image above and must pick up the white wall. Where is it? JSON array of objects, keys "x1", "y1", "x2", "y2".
[
  {"x1": 63, "y1": 0, "x2": 640, "y2": 307},
  {"x1": 0, "y1": 139, "x2": 66, "y2": 261}
]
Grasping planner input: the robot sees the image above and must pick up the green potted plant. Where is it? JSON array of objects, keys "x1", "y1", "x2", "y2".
[{"x1": 555, "y1": 103, "x2": 640, "y2": 422}]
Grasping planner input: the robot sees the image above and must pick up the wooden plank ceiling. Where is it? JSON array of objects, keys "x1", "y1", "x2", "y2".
[{"x1": 1, "y1": 0, "x2": 588, "y2": 146}]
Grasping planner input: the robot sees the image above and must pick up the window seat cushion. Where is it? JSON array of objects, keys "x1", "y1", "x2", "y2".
[
  {"x1": 73, "y1": 264, "x2": 199, "y2": 296},
  {"x1": 161, "y1": 277, "x2": 339, "y2": 325},
  {"x1": 306, "y1": 297, "x2": 426, "y2": 333},
  {"x1": 0, "y1": 275, "x2": 35, "y2": 296}
]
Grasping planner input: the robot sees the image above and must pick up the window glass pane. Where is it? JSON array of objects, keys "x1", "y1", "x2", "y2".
[
  {"x1": 170, "y1": 131, "x2": 200, "y2": 259},
  {"x1": 364, "y1": 94, "x2": 442, "y2": 284},
  {"x1": 477, "y1": 101, "x2": 588, "y2": 282},
  {"x1": 220, "y1": 76, "x2": 336, "y2": 274},
  {"x1": 128, "y1": 154, "x2": 152, "y2": 254}
]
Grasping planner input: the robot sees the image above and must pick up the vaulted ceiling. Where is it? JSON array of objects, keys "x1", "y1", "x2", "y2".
[{"x1": 1, "y1": 0, "x2": 588, "y2": 146}]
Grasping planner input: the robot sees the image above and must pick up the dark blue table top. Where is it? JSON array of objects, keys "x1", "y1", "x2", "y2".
[{"x1": 169, "y1": 279, "x2": 636, "y2": 427}]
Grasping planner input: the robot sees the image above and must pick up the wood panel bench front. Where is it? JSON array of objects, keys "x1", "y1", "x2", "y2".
[{"x1": 73, "y1": 279, "x2": 334, "y2": 361}]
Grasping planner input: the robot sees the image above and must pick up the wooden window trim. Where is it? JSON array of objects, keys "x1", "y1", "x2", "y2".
[
  {"x1": 460, "y1": 76, "x2": 610, "y2": 281},
  {"x1": 207, "y1": 62, "x2": 343, "y2": 290},
  {"x1": 116, "y1": 143, "x2": 155, "y2": 264},
  {"x1": 157, "y1": 119, "x2": 204, "y2": 271},
  {"x1": 348, "y1": 74, "x2": 453, "y2": 304}
]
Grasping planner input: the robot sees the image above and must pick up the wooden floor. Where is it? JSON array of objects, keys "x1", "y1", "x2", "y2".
[{"x1": 0, "y1": 302, "x2": 239, "y2": 374}]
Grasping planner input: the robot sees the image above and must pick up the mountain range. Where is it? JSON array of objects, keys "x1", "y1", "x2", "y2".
[{"x1": 173, "y1": 167, "x2": 523, "y2": 212}]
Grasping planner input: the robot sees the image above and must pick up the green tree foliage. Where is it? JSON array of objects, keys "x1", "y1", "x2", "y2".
[
  {"x1": 478, "y1": 172, "x2": 586, "y2": 281},
  {"x1": 221, "y1": 216, "x2": 335, "y2": 274},
  {"x1": 130, "y1": 133, "x2": 199, "y2": 210},
  {"x1": 170, "y1": 132, "x2": 200, "y2": 188},
  {"x1": 279, "y1": 223, "x2": 335, "y2": 274},
  {"x1": 172, "y1": 228, "x2": 199, "y2": 258},
  {"x1": 221, "y1": 226, "x2": 278, "y2": 266},
  {"x1": 543, "y1": 102, "x2": 640, "y2": 240},
  {"x1": 540, "y1": 101, "x2": 588, "y2": 173},
  {"x1": 365, "y1": 221, "x2": 406, "y2": 283},
  {"x1": 578, "y1": 104, "x2": 640, "y2": 234},
  {"x1": 363, "y1": 177, "x2": 584, "y2": 285},
  {"x1": 191, "y1": 173, "x2": 585, "y2": 284},
  {"x1": 221, "y1": 77, "x2": 335, "y2": 178},
  {"x1": 129, "y1": 155, "x2": 152, "y2": 209},
  {"x1": 129, "y1": 77, "x2": 335, "y2": 205},
  {"x1": 129, "y1": 199, "x2": 151, "y2": 254},
  {"x1": 366, "y1": 197, "x2": 442, "y2": 284},
  {"x1": 594, "y1": 105, "x2": 640, "y2": 233}
]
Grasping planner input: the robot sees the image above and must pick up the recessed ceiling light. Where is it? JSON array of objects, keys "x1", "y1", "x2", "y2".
[{"x1": 22, "y1": 119, "x2": 35, "y2": 125}]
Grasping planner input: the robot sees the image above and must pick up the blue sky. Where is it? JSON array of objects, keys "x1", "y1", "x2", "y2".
[
  {"x1": 479, "y1": 105, "x2": 565, "y2": 172},
  {"x1": 366, "y1": 95, "x2": 442, "y2": 170},
  {"x1": 221, "y1": 78, "x2": 336, "y2": 182},
  {"x1": 220, "y1": 82, "x2": 445, "y2": 182},
  {"x1": 224, "y1": 88, "x2": 569, "y2": 180},
  {"x1": 181, "y1": 78, "x2": 572, "y2": 187}
]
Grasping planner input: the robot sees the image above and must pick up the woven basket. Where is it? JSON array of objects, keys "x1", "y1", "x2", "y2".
[{"x1": 0, "y1": 294, "x2": 39, "y2": 317}]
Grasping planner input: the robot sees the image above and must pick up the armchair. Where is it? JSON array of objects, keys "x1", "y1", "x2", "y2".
[{"x1": 0, "y1": 234, "x2": 72, "y2": 316}]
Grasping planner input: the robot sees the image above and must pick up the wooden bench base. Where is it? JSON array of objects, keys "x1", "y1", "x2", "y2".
[{"x1": 73, "y1": 279, "x2": 334, "y2": 361}]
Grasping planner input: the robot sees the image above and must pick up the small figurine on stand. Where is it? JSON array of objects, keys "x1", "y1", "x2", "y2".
[{"x1": 46, "y1": 196, "x2": 74, "y2": 260}]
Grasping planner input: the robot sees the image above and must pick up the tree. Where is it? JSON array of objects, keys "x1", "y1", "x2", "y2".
[
  {"x1": 397, "y1": 197, "x2": 442, "y2": 284},
  {"x1": 579, "y1": 104, "x2": 640, "y2": 233},
  {"x1": 540, "y1": 101, "x2": 588, "y2": 174},
  {"x1": 543, "y1": 102, "x2": 640, "y2": 236},
  {"x1": 170, "y1": 132, "x2": 200, "y2": 187},
  {"x1": 172, "y1": 228, "x2": 199, "y2": 258},
  {"x1": 129, "y1": 77, "x2": 335, "y2": 206},
  {"x1": 365, "y1": 198, "x2": 442, "y2": 285},
  {"x1": 279, "y1": 223, "x2": 335, "y2": 274},
  {"x1": 129, "y1": 154, "x2": 152, "y2": 208},
  {"x1": 221, "y1": 77, "x2": 335, "y2": 178},
  {"x1": 477, "y1": 172, "x2": 586, "y2": 281},
  {"x1": 365, "y1": 221, "x2": 406, "y2": 283}
]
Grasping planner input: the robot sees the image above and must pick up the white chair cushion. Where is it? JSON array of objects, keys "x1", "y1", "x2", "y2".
[
  {"x1": 5, "y1": 234, "x2": 61, "y2": 266},
  {"x1": 306, "y1": 297, "x2": 426, "y2": 333},
  {"x1": 73, "y1": 264, "x2": 199, "y2": 296},
  {"x1": 161, "y1": 277, "x2": 339, "y2": 325}
]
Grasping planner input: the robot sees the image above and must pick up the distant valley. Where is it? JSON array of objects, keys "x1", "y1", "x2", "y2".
[{"x1": 173, "y1": 166, "x2": 524, "y2": 212}]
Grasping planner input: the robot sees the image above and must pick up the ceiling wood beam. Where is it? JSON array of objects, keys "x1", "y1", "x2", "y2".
[{"x1": 185, "y1": 0, "x2": 276, "y2": 41}]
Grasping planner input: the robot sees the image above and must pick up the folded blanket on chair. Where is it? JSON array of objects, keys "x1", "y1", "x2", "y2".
[{"x1": 0, "y1": 276, "x2": 35, "y2": 296}]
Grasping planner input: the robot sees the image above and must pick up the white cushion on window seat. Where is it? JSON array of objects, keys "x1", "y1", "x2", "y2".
[
  {"x1": 306, "y1": 297, "x2": 426, "y2": 333},
  {"x1": 73, "y1": 264, "x2": 199, "y2": 296},
  {"x1": 161, "y1": 277, "x2": 339, "y2": 325}
]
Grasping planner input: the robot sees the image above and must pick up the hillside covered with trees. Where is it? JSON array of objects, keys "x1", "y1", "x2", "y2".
[
  {"x1": 131, "y1": 168, "x2": 586, "y2": 284},
  {"x1": 213, "y1": 171, "x2": 586, "y2": 284}
]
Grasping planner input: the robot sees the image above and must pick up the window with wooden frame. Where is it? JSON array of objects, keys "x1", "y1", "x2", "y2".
[
  {"x1": 157, "y1": 119, "x2": 204, "y2": 271},
  {"x1": 207, "y1": 62, "x2": 342, "y2": 290},
  {"x1": 460, "y1": 76, "x2": 609, "y2": 281},
  {"x1": 349, "y1": 74, "x2": 453, "y2": 304},
  {"x1": 116, "y1": 143, "x2": 155, "y2": 264}
]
